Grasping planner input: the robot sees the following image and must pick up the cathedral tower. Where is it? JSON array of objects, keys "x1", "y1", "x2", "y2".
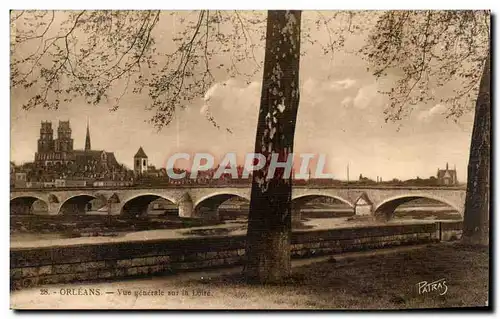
[
  {"x1": 37, "y1": 121, "x2": 54, "y2": 153},
  {"x1": 55, "y1": 120, "x2": 74, "y2": 152},
  {"x1": 85, "y1": 119, "x2": 91, "y2": 151}
]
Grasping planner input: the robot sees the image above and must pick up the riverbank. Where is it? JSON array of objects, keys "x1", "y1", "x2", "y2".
[
  {"x1": 11, "y1": 216, "x2": 451, "y2": 249},
  {"x1": 10, "y1": 242, "x2": 488, "y2": 310}
]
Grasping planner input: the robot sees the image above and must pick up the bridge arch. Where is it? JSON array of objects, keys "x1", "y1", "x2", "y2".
[
  {"x1": 10, "y1": 196, "x2": 48, "y2": 215},
  {"x1": 58, "y1": 194, "x2": 98, "y2": 215},
  {"x1": 194, "y1": 192, "x2": 250, "y2": 218},
  {"x1": 292, "y1": 194, "x2": 354, "y2": 208},
  {"x1": 120, "y1": 193, "x2": 177, "y2": 218},
  {"x1": 373, "y1": 194, "x2": 461, "y2": 221},
  {"x1": 194, "y1": 192, "x2": 250, "y2": 209},
  {"x1": 291, "y1": 194, "x2": 354, "y2": 220}
]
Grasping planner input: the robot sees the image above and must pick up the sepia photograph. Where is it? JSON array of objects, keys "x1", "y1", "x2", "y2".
[{"x1": 8, "y1": 6, "x2": 491, "y2": 310}]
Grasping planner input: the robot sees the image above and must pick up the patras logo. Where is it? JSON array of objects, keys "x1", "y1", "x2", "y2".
[{"x1": 416, "y1": 278, "x2": 448, "y2": 296}]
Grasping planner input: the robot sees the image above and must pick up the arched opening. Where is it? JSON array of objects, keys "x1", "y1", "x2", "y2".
[
  {"x1": 149, "y1": 198, "x2": 178, "y2": 217},
  {"x1": 292, "y1": 195, "x2": 355, "y2": 219},
  {"x1": 59, "y1": 195, "x2": 96, "y2": 215},
  {"x1": 84, "y1": 194, "x2": 109, "y2": 215},
  {"x1": 121, "y1": 195, "x2": 176, "y2": 218},
  {"x1": 10, "y1": 197, "x2": 48, "y2": 215},
  {"x1": 374, "y1": 196, "x2": 461, "y2": 221},
  {"x1": 195, "y1": 194, "x2": 250, "y2": 221}
]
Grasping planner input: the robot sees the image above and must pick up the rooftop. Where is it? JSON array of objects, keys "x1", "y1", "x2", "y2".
[{"x1": 134, "y1": 147, "x2": 148, "y2": 159}]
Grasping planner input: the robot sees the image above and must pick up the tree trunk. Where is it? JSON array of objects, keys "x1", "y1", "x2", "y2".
[
  {"x1": 462, "y1": 49, "x2": 490, "y2": 246},
  {"x1": 244, "y1": 10, "x2": 301, "y2": 283}
]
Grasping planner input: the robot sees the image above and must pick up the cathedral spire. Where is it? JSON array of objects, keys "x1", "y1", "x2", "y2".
[{"x1": 85, "y1": 118, "x2": 91, "y2": 151}]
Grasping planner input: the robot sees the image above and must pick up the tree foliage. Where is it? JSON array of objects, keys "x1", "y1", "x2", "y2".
[
  {"x1": 11, "y1": 10, "x2": 367, "y2": 130},
  {"x1": 362, "y1": 10, "x2": 491, "y2": 245},
  {"x1": 10, "y1": 10, "x2": 269, "y2": 130},
  {"x1": 361, "y1": 10, "x2": 489, "y2": 122}
]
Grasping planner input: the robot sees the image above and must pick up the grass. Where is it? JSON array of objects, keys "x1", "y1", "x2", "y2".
[{"x1": 181, "y1": 242, "x2": 489, "y2": 310}]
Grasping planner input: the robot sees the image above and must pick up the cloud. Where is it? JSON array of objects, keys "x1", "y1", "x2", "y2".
[
  {"x1": 329, "y1": 78, "x2": 357, "y2": 90},
  {"x1": 200, "y1": 79, "x2": 261, "y2": 115},
  {"x1": 301, "y1": 77, "x2": 360, "y2": 110},
  {"x1": 352, "y1": 84, "x2": 380, "y2": 109},
  {"x1": 303, "y1": 77, "x2": 357, "y2": 94},
  {"x1": 340, "y1": 96, "x2": 353, "y2": 107},
  {"x1": 203, "y1": 82, "x2": 221, "y2": 102},
  {"x1": 418, "y1": 103, "x2": 447, "y2": 122},
  {"x1": 199, "y1": 104, "x2": 209, "y2": 114}
]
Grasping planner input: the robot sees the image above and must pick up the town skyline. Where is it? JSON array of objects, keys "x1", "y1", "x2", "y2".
[{"x1": 11, "y1": 111, "x2": 470, "y2": 183}]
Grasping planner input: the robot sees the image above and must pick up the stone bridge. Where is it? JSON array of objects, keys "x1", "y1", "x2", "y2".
[{"x1": 10, "y1": 185, "x2": 466, "y2": 220}]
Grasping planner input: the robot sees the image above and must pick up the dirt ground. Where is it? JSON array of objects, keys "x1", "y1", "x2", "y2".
[{"x1": 10, "y1": 242, "x2": 489, "y2": 310}]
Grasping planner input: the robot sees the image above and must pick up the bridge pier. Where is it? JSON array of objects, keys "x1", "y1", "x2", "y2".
[
  {"x1": 178, "y1": 193, "x2": 194, "y2": 218},
  {"x1": 47, "y1": 203, "x2": 61, "y2": 215},
  {"x1": 107, "y1": 203, "x2": 122, "y2": 216},
  {"x1": 354, "y1": 204, "x2": 373, "y2": 216}
]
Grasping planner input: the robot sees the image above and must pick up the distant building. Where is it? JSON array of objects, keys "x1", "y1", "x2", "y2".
[
  {"x1": 358, "y1": 173, "x2": 375, "y2": 184},
  {"x1": 26, "y1": 181, "x2": 44, "y2": 188},
  {"x1": 134, "y1": 147, "x2": 148, "y2": 175},
  {"x1": 92, "y1": 180, "x2": 133, "y2": 187},
  {"x1": 437, "y1": 163, "x2": 458, "y2": 186},
  {"x1": 14, "y1": 172, "x2": 27, "y2": 188},
  {"x1": 85, "y1": 119, "x2": 92, "y2": 151},
  {"x1": 43, "y1": 181, "x2": 55, "y2": 188},
  {"x1": 54, "y1": 178, "x2": 90, "y2": 188},
  {"x1": 32, "y1": 120, "x2": 123, "y2": 181},
  {"x1": 143, "y1": 164, "x2": 165, "y2": 178},
  {"x1": 55, "y1": 179, "x2": 66, "y2": 188},
  {"x1": 35, "y1": 121, "x2": 73, "y2": 165}
]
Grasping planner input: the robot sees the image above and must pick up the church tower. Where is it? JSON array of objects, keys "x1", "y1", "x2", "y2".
[
  {"x1": 134, "y1": 147, "x2": 148, "y2": 175},
  {"x1": 55, "y1": 120, "x2": 73, "y2": 152},
  {"x1": 85, "y1": 119, "x2": 91, "y2": 151},
  {"x1": 37, "y1": 121, "x2": 54, "y2": 153}
]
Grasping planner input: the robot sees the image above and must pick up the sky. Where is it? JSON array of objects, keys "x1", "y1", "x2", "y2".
[{"x1": 10, "y1": 11, "x2": 475, "y2": 182}]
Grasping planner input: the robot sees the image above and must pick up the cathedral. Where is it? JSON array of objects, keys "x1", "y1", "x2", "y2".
[{"x1": 34, "y1": 120, "x2": 121, "y2": 178}]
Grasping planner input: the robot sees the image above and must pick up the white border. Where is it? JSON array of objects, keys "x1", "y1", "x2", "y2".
[{"x1": 2, "y1": 1, "x2": 499, "y2": 318}]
